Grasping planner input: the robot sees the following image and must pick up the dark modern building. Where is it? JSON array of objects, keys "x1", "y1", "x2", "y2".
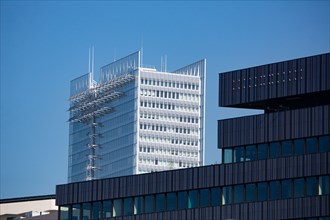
[{"x1": 56, "y1": 53, "x2": 330, "y2": 220}]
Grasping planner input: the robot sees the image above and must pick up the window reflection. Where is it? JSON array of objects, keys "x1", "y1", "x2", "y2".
[
  {"x1": 281, "y1": 140, "x2": 292, "y2": 157},
  {"x1": 224, "y1": 148, "x2": 233, "y2": 164},
  {"x1": 269, "y1": 181, "x2": 280, "y2": 200},
  {"x1": 113, "y1": 199, "x2": 122, "y2": 217},
  {"x1": 234, "y1": 146, "x2": 244, "y2": 162},
  {"x1": 102, "y1": 200, "x2": 112, "y2": 218},
  {"x1": 281, "y1": 179, "x2": 292, "y2": 199},
  {"x1": 123, "y1": 198, "x2": 133, "y2": 216},
  {"x1": 269, "y1": 142, "x2": 280, "y2": 158},
  {"x1": 234, "y1": 185, "x2": 244, "y2": 204},
  {"x1": 72, "y1": 204, "x2": 80, "y2": 220},
  {"x1": 177, "y1": 191, "x2": 187, "y2": 209},
  {"x1": 200, "y1": 188, "x2": 210, "y2": 207},
  {"x1": 211, "y1": 187, "x2": 221, "y2": 206},
  {"x1": 246, "y1": 145, "x2": 256, "y2": 161},
  {"x1": 294, "y1": 178, "x2": 304, "y2": 197},
  {"x1": 246, "y1": 183, "x2": 256, "y2": 202},
  {"x1": 145, "y1": 195, "x2": 155, "y2": 213},
  {"x1": 294, "y1": 139, "x2": 304, "y2": 155},
  {"x1": 306, "y1": 137, "x2": 317, "y2": 154},
  {"x1": 257, "y1": 182, "x2": 268, "y2": 201},
  {"x1": 166, "y1": 192, "x2": 176, "y2": 211},
  {"x1": 188, "y1": 190, "x2": 198, "y2": 208},
  {"x1": 319, "y1": 176, "x2": 330, "y2": 195},
  {"x1": 222, "y1": 186, "x2": 232, "y2": 205},
  {"x1": 156, "y1": 194, "x2": 165, "y2": 212},
  {"x1": 306, "y1": 177, "x2": 317, "y2": 196},
  {"x1": 258, "y1": 143, "x2": 268, "y2": 160}
]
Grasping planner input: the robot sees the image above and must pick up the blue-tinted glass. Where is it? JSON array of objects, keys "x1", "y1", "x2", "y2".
[
  {"x1": 72, "y1": 204, "x2": 80, "y2": 220},
  {"x1": 281, "y1": 140, "x2": 292, "y2": 157},
  {"x1": 113, "y1": 199, "x2": 122, "y2": 217},
  {"x1": 178, "y1": 191, "x2": 187, "y2": 209},
  {"x1": 224, "y1": 148, "x2": 233, "y2": 164},
  {"x1": 234, "y1": 185, "x2": 244, "y2": 204},
  {"x1": 269, "y1": 181, "x2": 280, "y2": 200},
  {"x1": 60, "y1": 206, "x2": 70, "y2": 220},
  {"x1": 246, "y1": 184, "x2": 256, "y2": 202},
  {"x1": 319, "y1": 176, "x2": 330, "y2": 195},
  {"x1": 319, "y1": 136, "x2": 330, "y2": 152},
  {"x1": 294, "y1": 178, "x2": 305, "y2": 197},
  {"x1": 320, "y1": 217, "x2": 330, "y2": 220},
  {"x1": 222, "y1": 186, "x2": 232, "y2": 205},
  {"x1": 102, "y1": 200, "x2": 112, "y2": 218},
  {"x1": 145, "y1": 195, "x2": 155, "y2": 213},
  {"x1": 188, "y1": 190, "x2": 198, "y2": 208},
  {"x1": 166, "y1": 193, "x2": 176, "y2": 211},
  {"x1": 156, "y1": 194, "x2": 165, "y2": 212},
  {"x1": 258, "y1": 143, "x2": 268, "y2": 160},
  {"x1": 92, "y1": 202, "x2": 101, "y2": 220},
  {"x1": 123, "y1": 198, "x2": 133, "y2": 216},
  {"x1": 294, "y1": 139, "x2": 304, "y2": 155},
  {"x1": 82, "y1": 203, "x2": 91, "y2": 220},
  {"x1": 306, "y1": 137, "x2": 317, "y2": 154},
  {"x1": 306, "y1": 177, "x2": 317, "y2": 196},
  {"x1": 257, "y1": 182, "x2": 268, "y2": 201},
  {"x1": 211, "y1": 187, "x2": 221, "y2": 206},
  {"x1": 234, "y1": 147, "x2": 244, "y2": 162},
  {"x1": 200, "y1": 189, "x2": 210, "y2": 207},
  {"x1": 246, "y1": 145, "x2": 256, "y2": 161},
  {"x1": 134, "y1": 196, "x2": 143, "y2": 214},
  {"x1": 269, "y1": 142, "x2": 280, "y2": 158},
  {"x1": 281, "y1": 179, "x2": 292, "y2": 199}
]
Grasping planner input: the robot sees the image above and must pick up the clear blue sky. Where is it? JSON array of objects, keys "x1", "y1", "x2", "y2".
[{"x1": 1, "y1": 1, "x2": 329, "y2": 199}]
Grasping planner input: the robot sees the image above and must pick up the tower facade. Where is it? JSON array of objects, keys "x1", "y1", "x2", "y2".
[{"x1": 68, "y1": 51, "x2": 206, "y2": 182}]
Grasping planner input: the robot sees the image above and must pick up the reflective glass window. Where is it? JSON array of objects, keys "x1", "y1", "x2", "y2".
[
  {"x1": 188, "y1": 190, "x2": 198, "y2": 208},
  {"x1": 320, "y1": 217, "x2": 330, "y2": 220},
  {"x1": 281, "y1": 140, "x2": 292, "y2": 157},
  {"x1": 156, "y1": 194, "x2": 165, "y2": 212},
  {"x1": 319, "y1": 176, "x2": 330, "y2": 195},
  {"x1": 166, "y1": 192, "x2": 176, "y2": 211},
  {"x1": 134, "y1": 196, "x2": 143, "y2": 214},
  {"x1": 306, "y1": 177, "x2": 318, "y2": 196},
  {"x1": 246, "y1": 183, "x2": 256, "y2": 202},
  {"x1": 222, "y1": 186, "x2": 232, "y2": 205},
  {"x1": 269, "y1": 142, "x2": 280, "y2": 158},
  {"x1": 269, "y1": 181, "x2": 280, "y2": 200},
  {"x1": 102, "y1": 200, "x2": 112, "y2": 218},
  {"x1": 224, "y1": 148, "x2": 233, "y2": 164},
  {"x1": 178, "y1": 191, "x2": 187, "y2": 209},
  {"x1": 82, "y1": 203, "x2": 91, "y2": 220},
  {"x1": 200, "y1": 188, "x2": 210, "y2": 207},
  {"x1": 113, "y1": 199, "x2": 122, "y2": 217},
  {"x1": 211, "y1": 187, "x2": 221, "y2": 206},
  {"x1": 319, "y1": 136, "x2": 330, "y2": 152},
  {"x1": 257, "y1": 182, "x2": 268, "y2": 201},
  {"x1": 60, "y1": 206, "x2": 70, "y2": 220},
  {"x1": 234, "y1": 185, "x2": 244, "y2": 204},
  {"x1": 306, "y1": 137, "x2": 317, "y2": 154},
  {"x1": 258, "y1": 143, "x2": 268, "y2": 160},
  {"x1": 294, "y1": 178, "x2": 305, "y2": 197},
  {"x1": 145, "y1": 195, "x2": 155, "y2": 213},
  {"x1": 123, "y1": 198, "x2": 133, "y2": 216},
  {"x1": 294, "y1": 139, "x2": 304, "y2": 155},
  {"x1": 72, "y1": 204, "x2": 80, "y2": 220},
  {"x1": 234, "y1": 146, "x2": 244, "y2": 162},
  {"x1": 92, "y1": 202, "x2": 101, "y2": 220},
  {"x1": 246, "y1": 145, "x2": 256, "y2": 161},
  {"x1": 281, "y1": 179, "x2": 292, "y2": 199}
]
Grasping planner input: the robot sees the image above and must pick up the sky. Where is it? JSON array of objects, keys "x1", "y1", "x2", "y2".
[{"x1": 1, "y1": 1, "x2": 329, "y2": 199}]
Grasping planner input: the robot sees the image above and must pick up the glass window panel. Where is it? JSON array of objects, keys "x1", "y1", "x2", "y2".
[
  {"x1": 294, "y1": 178, "x2": 305, "y2": 197},
  {"x1": 145, "y1": 195, "x2": 155, "y2": 213},
  {"x1": 200, "y1": 188, "x2": 210, "y2": 208},
  {"x1": 294, "y1": 139, "x2": 304, "y2": 155},
  {"x1": 281, "y1": 179, "x2": 292, "y2": 199},
  {"x1": 72, "y1": 204, "x2": 80, "y2": 220},
  {"x1": 319, "y1": 136, "x2": 330, "y2": 153},
  {"x1": 281, "y1": 140, "x2": 292, "y2": 157},
  {"x1": 123, "y1": 198, "x2": 133, "y2": 216},
  {"x1": 320, "y1": 217, "x2": 330, "y2": 220},
  {"x1": 234, "y1": 146, "x2": 244, "y2": 162},
  {"x1": 188, "y1": 190, "x2": 198, "y2": 209},
  {"x1": 222, "y1": 186, "x2": 232, "y2": 205},
  {"x1": 306, "y1": 177, "x2": 317, "y2": 196},
  {"x1": 113, "y1": 199, "x2": 122, "y2": 217},
  {"x1": 269, "y1": 181, "x2": 280, "y2": 200},
  {"x1": 269, "y1": 142, "x2": 280, "y2": 158},
  {"x1": 234, "y1": 185, "x2": 244, "y2": 204},
  {"x1": 166, "y1": 192, "x2": 176, "y2": 211},
  {"x1": 257, "y1": 182, "x2": 268, "y2": 201},
  {"x1": 102, "y1": 200, "x2": 112, "y2": 219},
  {"x1": 156, "y1": 194, "x2": 165, "y2": 212},
  {"x1": 178, "y1": 191, "x2": 187, "y2": 209},
  {"x1": 319, "y1": 176, "x2": 330, "y2": 195},
  {"x1": 246, "y1": 145, "x2": 256, "y2": 161},
  {"x1": 211, "y1": 187, "x2": 221, "y2": 206},
  {"x1": 60, "y1": 206, "x2": 70, "y2": 220},
  {"x1": 306, "y1": 137, "x2": 317, "y2": 154},
  {"x1": 224, "y1": 148, "x2": 233, "y2": 164},
  {"x1": 92, "y1": 202, "x2": 101, "y2": 220},
  {"x1": 258, "y1": 143, "x2": 268, "y2": 160},
  {"x1": 82, "y1": 203, "x2": 91, "y2": 220},
  {"x1": 246, "y1": 183, "x2": 256, "y2": 202},
  {"x1": 134, "y1": 196, "x2": 143, "y2": 214}
]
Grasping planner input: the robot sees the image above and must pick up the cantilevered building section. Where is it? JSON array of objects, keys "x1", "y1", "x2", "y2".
[{"x1": 68, "y1": 51, "x2": 206, "y2": 183}]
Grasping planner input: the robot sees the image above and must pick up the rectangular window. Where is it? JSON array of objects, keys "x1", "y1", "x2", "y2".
[
  {"x1": 60, "y1": 206, "x2": 70, "y2": 220},
  {"x1": 234, "y1": 185, "x2": 244, "y2": 204},
  {"x1": 246, "y1": 183, "x2": 256, "y2": 202},
  {"x1": 92, "y1": 202, "x2": 101, "y2": 220},
  {"x1": 294, "y1": 178, "x2": 305, "y2": 197},
  {"x1": 258, "y1": 143, "x2": 268, "y2": 160},
  {"x1": 319, "y1": 136, "x2": 330, "y2": 152},
  {"x1": 224, "y1": 148, "x2": 233, "y2": 164},
  {"x1": 306, "y1": 177, "x2": 318, "y2": 196},
  {"x1": 188, "y1": 190, "x2": 198, "y2": 209},
  {"x1": 102, "y1": 200, "x2": 112, "y2": 218},
  {"x1": 294, "y1": 139, "x2": 304, "y2": 155},
  {"x1": 257, "y1": 182, "x2": 268, "y2": 201},
  {"x1": 156, "y1": 194, "x2": 165, "y2": 212},
  {"x1": 145, "y1": 195, "x2": 155, "y2": 213},
  {"x1": 281, "y1": 140, "x2": 292, "y2": 157},
  {"x1": 200, "y1": 188, "x2": 210, "y2": 207},
  {"x1": 269, "y1": 181, "x2": 280, "y2": 200},
  {"x1": 113, "y1": 199, "x2": 122, "y2": 217},
  {"x1": 269, "y1": 142, "x2": 280, "y2": 158},
  {"x1": 319, "y1": 176, "x2": 330, "y2": 195},
  {"x1": 123, "y1": 198, "x2": 133, "y2": 216},
  {"x1": 222, "y1": 186, "x2": 232, "y2": 205},
  {"x1": 82, "y1": 203, "x2": 91, "y2": 220},
  {"x1": 211, "y1": 187, "x2": 221, "y2": 206},
  {"x1": 306, "y1": 137, "x2": 317, "y2": 154},
  {"x1": 177, "y1": 191, "x2": 187, "y2": 209},
  {"x1": 234, "y1": 146, "x2": 244, "y2": 162},
  {"x1": 246, "y1": 145, "x2": 256, "y2": 161},
  {"x1": 166, "y1": 192, "x2": 176, "y2": 211},
  {"x1": 134, "y1": 196, "x2": 143, "y2": 214},
  {"x1": 72, "y1": 204, "x2": 80, "y2": 220},
  {"x1": 281, "y1": 179, "x2": 292, "y2": 199}
]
